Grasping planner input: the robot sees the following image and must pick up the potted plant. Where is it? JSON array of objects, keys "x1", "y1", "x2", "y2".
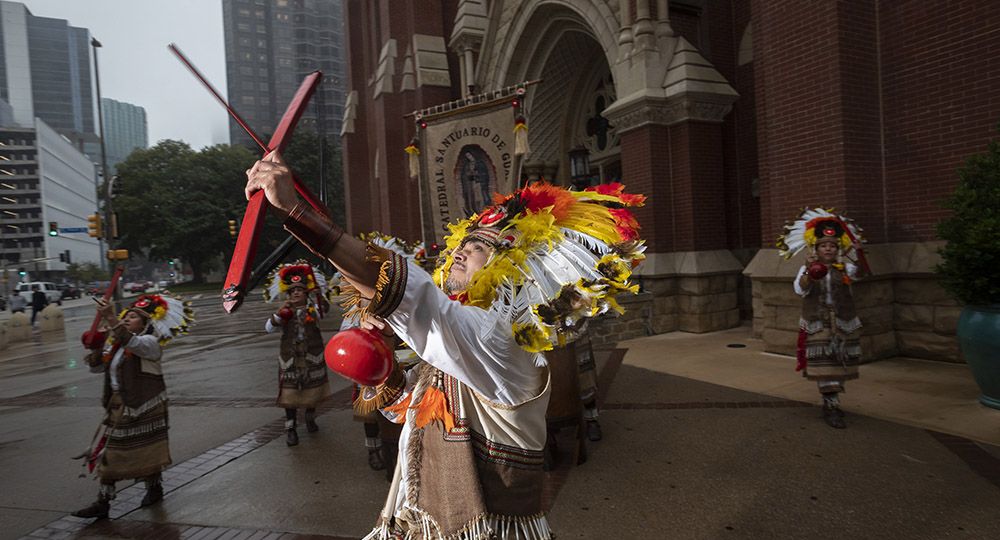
[{"x1": 936, "y1": 126, "x2": 1000, "y2": 409}]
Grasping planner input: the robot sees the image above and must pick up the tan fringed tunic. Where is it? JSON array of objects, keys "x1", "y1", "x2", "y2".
[{"x1": 265, "y1": 304, "x2": 330, "y2": 408}]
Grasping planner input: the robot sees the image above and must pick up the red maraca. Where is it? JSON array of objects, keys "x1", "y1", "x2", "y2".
[
  {"x1": 807, "y1": 261, "x2": 829, "y2": 280},
  {"x1": 81, "y1": 330, "x2": 107, "y2": 350},
  {"x1": 277, "y1": 307, "x2": 294, "y2": 321},
  {"x1": 324, "y1": 328, "x2": 394, "y2": 386}
]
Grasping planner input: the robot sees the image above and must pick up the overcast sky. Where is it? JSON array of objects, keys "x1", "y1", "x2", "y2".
[{"x1": 20, "y1": 0, "x2": 230, "y2": 150}]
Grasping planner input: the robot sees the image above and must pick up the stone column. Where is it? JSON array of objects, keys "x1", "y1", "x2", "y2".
[{"x1": 604, "y1": 35, "x2": 741, "y2": 334}]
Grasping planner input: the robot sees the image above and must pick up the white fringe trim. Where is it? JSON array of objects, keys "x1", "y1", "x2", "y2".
[
  {"x1": 799, "y1": 317, "x2": 863, "y2": 334},
  {"x1": 121, "y1": 390, "x2": 168, "y2": 419},
  {"x1": 108, "y1": 417, "x2": 168, "y2": 438},
  {"x1": 361, "y1": 512, "x2": 552, "y2": 540}
]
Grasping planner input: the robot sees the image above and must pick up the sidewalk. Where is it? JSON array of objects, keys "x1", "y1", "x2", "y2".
[
  {"x1": 14, "y1": 326, "x2": 1000, "y2": 540},
  {"x1": 618, "y1": 325, "x2": 1000, "y2": 446}
]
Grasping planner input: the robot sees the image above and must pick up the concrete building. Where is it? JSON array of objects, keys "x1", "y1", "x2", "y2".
[
  {"x1": 222, "y1": 0, "x2": 346, "y2": 147},
  {"x1": 0, "y1": 118, "x2": 101, "y2": 278},
  {"x1": 0, "y1": 1, "x2": 99, "y2": 157},
  {"x1": 101, "y1": 97, "x2": 147, "y2": 173},
  {"x1": 340, "y1": 0, "x2": 1000, "y2": 363}
]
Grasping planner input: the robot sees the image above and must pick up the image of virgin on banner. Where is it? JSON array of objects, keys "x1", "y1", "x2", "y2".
[{"x1": 456, "y1": 146, "x2": 498, "y2": 217}]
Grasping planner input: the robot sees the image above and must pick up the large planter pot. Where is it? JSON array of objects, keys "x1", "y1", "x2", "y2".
[{"x1": 958, "y1": 305, "x2": 1000, "y2": 410}]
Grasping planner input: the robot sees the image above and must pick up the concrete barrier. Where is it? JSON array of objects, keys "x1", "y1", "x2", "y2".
[
  {"x1": 38, "y1": 304, "x2": 65, "y2": 333},
  {"x1": 6, "y1": 312, "x2": 31, "y2": 343}
]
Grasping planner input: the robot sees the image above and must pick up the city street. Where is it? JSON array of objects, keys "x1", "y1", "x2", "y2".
[{"x1": 1, "y1": 295, "x2": 999, "y2": 539}]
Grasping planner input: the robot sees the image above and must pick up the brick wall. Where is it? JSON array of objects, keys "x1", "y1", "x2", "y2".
[
  {"x1": 753, "y1": 0, "x2": 849, "y2": 245},
  {"x1": 753, "y1": 0, "x2": 1000, "y2": 245},
  {"x1": 879, "y1": 1, "x2": 1000, "y2": 242},
  {"x1": 621, "y1": 125, "x2": 673, "y2": 253},
  {"x1": 341, "y1": 0, "x2": 460, "y2": 242}
]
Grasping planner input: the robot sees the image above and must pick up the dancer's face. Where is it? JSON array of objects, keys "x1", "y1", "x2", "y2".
[
  {"x1": 287, "y1": 286, "x2": 307, "y2": 305},
  {"x1": 122, "y1": 311, "x2": 147, "y2": 333},
  {"x1": 816, "y1": 241, "x2": 839, "y2": 263},
  {"x1": 447, "y1": 240, "x2": 492, "y2": 293}
]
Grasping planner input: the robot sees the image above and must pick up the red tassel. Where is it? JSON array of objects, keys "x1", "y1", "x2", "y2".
[{"x1": 796, "y1": 329, "x2": 808, "y2": 372}]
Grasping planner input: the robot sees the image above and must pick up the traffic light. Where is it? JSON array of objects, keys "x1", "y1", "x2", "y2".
[
  {"x1": 228, "y1": 219, "x2": 237, "y2": 237},
  {"x1": 59, "y1": 252, "x2": 65, "y2": 262},
  {"x1": 48, "y1": 221, "x2": 59, "y2": 237},
  {"x1": 64, "y1": 249, "x2": 71, "y2": 264},
  {"x1": 87, "y1": 214, "x2": 103, "y2": 237},
  {"x1": 18, "y1": 267, "x2": 26, "y2": 277},
  {"x1": 106, "y1": 249, "x2": 129, "y2": 261},
  {"x1": 110, "y1": 175, "x2": 122, "y2": 198}
]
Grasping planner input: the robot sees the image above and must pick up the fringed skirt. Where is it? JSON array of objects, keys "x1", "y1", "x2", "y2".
[
  {"x1": 799, "y1": 316, "x2": 862, "y2": 383},
  {"x1": 277, "y1": 354, "x2": 330, "y2": 409},
  {"x1": 100, "y1": 392, "x2": 171, "y2": 482}
]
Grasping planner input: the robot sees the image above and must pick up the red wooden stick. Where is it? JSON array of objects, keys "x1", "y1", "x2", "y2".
[
  {"x1": 80, "y1": 265, "x2": 124, "y2": 349},
  {"x1": 168, "y1": 44, "x2": 327, "y2": 214},
  {"x1": 221, "y1": 72, "x2": 322, "y2": 313}
]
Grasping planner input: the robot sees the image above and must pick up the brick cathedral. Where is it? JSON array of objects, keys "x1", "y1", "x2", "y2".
[{"x1": 339, "y1": 0, "x2": 1000, "y2": 363}]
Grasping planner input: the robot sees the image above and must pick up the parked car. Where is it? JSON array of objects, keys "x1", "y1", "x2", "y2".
[
  {"x1": 8, "y1": 291, "x2": 26, "y2": 312},
  {"x1": 58, "y1": 283, "x2": 82, "y2": 300},
  {"x1": 126, "y1": 281, "x2": 149, "y2": 294},
  {"x1": 15, "y1": 282, "x2": 62, "y2": 305}
]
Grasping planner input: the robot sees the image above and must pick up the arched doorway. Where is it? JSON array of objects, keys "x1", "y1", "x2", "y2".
[{"x1": 485, "y1": 2, "x2": 620, "y2": 187}]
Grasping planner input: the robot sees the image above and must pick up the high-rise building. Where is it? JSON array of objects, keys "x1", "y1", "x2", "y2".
[
  {"x1": 222, "y1": 0, "x2": 345, "y2": 147},
  {"x1": 101, "y1": 97, "x2": 147, "y2": 173},
  {"x1": 0, "y1": 2, "x2": 97, "y2": 143},
  {"x1": 0, "y1": 117, "x2": 101, "y2": 280}
]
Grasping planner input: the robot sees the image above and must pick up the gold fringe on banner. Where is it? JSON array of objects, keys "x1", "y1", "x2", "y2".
[
  {"x1": 514, "y1": 117, "x2": 529, "y2": 156},
  {"x1": 404, "y1": 141, "x2": 420, "y2": 179}
]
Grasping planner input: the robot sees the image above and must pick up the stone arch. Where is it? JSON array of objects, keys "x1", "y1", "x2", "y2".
[
  {"x1": 484, "y1": 0, "x2": 619, "y2": 89},
  {"x1": 738, "y1": 23, "x2": 753, "y2": 66},
  {"x1": 522, "y1": 29, "x2": 607, "y2": 180}
]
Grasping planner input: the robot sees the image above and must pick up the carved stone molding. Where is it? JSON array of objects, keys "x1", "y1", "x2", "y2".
[{"x1": 604, "y1": 91, "x2": 736, "y2": 133}]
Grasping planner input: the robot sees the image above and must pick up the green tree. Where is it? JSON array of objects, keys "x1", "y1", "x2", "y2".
[
  {"x1": 937, "y1": 126, "x2": 1000, "y2": 305},
  {"x1": 112, "y1": 132, "x2": 344, "y2": 284},
  {"x1": 66, "y1": 262, "x2": 106, "y2": 284},
  {"x1": 114, "y1": 140, "x2": 257, "y2": 283},
  {"x1": 240, "y1": 128, "x2": 346, "y2": 263}
]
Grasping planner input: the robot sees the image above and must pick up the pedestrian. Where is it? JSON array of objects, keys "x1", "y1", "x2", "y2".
[
  {"x1": 30, "y1": 284, "x2": 47, "y2": 325},
  {"x1": 778, "y1": 208, "x2": 869, "y2": 429},
  {"x1": 245, "y1": 151, "x2": 645, "y2": 539},
  {"x1": 9, "y1": 290, "x2": 26, "y2": 313},
  {"x1": 263, "y1": 261, "x2": 331, "y2": 446},
  {"x1": 73, "y1": 293, "x2": 194, "y2": 519}
]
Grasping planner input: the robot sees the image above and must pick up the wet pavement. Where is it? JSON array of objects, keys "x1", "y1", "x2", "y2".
[{"x1": 1, "y1": 297, "x2": 999, "y2": 539}]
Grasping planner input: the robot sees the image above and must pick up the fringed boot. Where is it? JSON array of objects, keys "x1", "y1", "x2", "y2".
[
  {"x1": 285, "y1": 411, "x2": 299, "y2": 446},
  {"x1": 72, "y1": 482, "x2": 114, "y2": 519},
  {"x1": 140, "y1": 473, "x2": 163, "y2": 507},
  {"x1": 822, "y1": 393, "x2": 846, "y2": 429},
  {"x1": 305, "y1": 408, "x2": 319, "y2": 433}
]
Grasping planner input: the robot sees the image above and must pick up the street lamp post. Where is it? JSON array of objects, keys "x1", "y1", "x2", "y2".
[{"x1": 91, "y1": 36, "x2": 119, "y2": 304}]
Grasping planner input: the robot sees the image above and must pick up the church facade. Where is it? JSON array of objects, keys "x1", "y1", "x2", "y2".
[{"x1": 340, "y1": 0, "x2": 1000, "y2": 362}]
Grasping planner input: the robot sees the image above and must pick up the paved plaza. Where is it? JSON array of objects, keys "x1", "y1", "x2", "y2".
[{"x1": 1, "y1": 296, "x2": 998, "y2": 539}]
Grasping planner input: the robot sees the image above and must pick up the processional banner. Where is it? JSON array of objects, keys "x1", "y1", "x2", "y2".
[{"x1": 407, "y1": 82, "x2": 532, "y2": 250}]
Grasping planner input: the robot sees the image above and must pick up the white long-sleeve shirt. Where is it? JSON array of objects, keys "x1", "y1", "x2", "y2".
[{"x1": 379, "y1": 261, "x2": 547, "y2": 527}]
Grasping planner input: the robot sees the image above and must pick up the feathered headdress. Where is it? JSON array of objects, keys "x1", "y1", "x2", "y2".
[
  {"x1": 123, "y1": 293, "x2": 194, "y2": 345},
  {"x1": 263, "y1": 261, "x2": 329, "y2": 303},
  {"x1": 776, "y1": 207, "x2": 865, "y2": 260},
  {"x1": 433, "y1": 181, "x2": 646, "y2": 353}
]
